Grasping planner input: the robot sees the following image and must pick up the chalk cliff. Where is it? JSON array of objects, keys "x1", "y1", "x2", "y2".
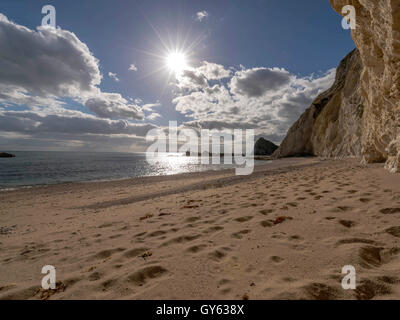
[
  {"x1": 275, "y1": 0, "x2": 400, "y2": 173},
  {"x1": 274, "y1": 49, "x2": 364, "y2": 158}
]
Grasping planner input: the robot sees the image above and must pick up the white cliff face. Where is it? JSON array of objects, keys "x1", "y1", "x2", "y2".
[
  {"x1": 274, "y1": 50, "x2": 364, "y2": 159},
  {"x1": 310, "y1": 49, "x2": 364, "y2": 158},
  {"x1": 276, "y1": 0, "x2": 400, "y2": 173},
  {"x1": 332, "y1": 0, "x2": 400, "y2": 172}
]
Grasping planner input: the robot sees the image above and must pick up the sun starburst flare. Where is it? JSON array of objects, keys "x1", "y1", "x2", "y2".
[{"x1": 166, "y1": 51, "x2": 188, "y2": 75}]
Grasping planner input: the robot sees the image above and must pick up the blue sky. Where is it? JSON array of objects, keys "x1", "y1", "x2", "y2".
[{"x1": 0, "y1": 0, "x2": 355, "y2": 151}]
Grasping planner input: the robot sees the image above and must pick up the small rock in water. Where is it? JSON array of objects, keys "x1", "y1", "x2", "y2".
[{"x1": 0, "y1": 152, "x2": 15, "y2": 158}]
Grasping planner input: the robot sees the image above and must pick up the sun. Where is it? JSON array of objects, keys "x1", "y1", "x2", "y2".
[{"x1": 166, "y1": 52, "x2": 188, "y2": 75}]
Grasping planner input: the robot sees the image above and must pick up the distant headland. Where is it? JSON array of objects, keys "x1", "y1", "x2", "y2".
[{"x1": 0, "y1": 152, "x2": 16, "y2": 158}]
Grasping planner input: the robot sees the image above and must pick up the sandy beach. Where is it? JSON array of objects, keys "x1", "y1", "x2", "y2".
[{"x1": 1, "y1": 157, "x2": 400, "y2": 300}]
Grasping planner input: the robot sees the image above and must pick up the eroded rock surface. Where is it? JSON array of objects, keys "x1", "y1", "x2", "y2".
[
  {"x1": 331, "y1": 0, "x2": 400, "y2": 172},
  {"x1": 274, "y1": 49, "x2": 363, "y2": 159},
  {"x1": 275, "y1": 0, "x2": 400, "y2": 173}
]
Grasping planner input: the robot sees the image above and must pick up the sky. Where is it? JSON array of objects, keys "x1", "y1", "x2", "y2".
[{"x1": 0, "y1": 0, "x2": 355, "y2": 152}]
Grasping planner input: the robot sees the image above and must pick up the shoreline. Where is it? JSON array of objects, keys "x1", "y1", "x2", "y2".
[
  {"x1": 0, "y1": 157, "x2": 305, "y2": 194},
  {"x1": 0, "y1": 155, "x2": 273, "y2": 192}
]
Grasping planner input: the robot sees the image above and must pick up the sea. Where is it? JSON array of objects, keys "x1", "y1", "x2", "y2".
[{"x1": 0, "y1": 151, "x2": 266, "y2": 190}]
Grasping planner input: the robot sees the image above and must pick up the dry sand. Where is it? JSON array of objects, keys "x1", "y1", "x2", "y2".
[{"x1": 1, "y1": 157, "x2": 400, "y2": 300}]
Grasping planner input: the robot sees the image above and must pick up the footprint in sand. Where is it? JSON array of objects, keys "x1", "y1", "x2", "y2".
[
  {"x1": 208, "y1": 247, "x2": 232, "y2": 262},
  {"x1": 232, "y1": 229, "x2": 252, "y2": 239},
  {"x1": 380, "y1": 208, "x2": 400, "y2": 214},
  {"x1": 325, "y1": 216, "x2": 336, "y2": 221},
  {"x1": 0, "y1": 285, "x2": 43, "y2": 300},
  {"x1": 234, "y1": 216, "x2": 254, "y2": 223},
  {"x1": 259, "y1": 209, "x2": 274, "y2": 215},
  {"x1": 286, "y1": 202, "x2": 298, "y2": 207},
  {"x1": 354, "y1": 279, "x2": 392, "y2": 300},
  {"x1": 260, "y1": 220, "x2": 274, "y2": 228},
  {"x1": 358, "y1": 246, "x2": 400, "y2": 270},
  {"x1": 270, "y1": 256, "x2": 285, "y2": 263},
  {"x1": 126, "y1": 266, "x2": 168, "y2": 286},
  {"x1": 101, "y1": 278, "x2": 118, "y2": 291},
  {"x1": 186, "y1": 244, "x2": 208, "y2": 254},
  {"x1": 159, "y1": 212, "x2": 172, "y2": 217},
  {"x1": 288, "y1": 235, "x2": 303, "y2": 241},
  {"x1": 134, "y1": 231, "x2": 147, "y2": 238},
  {"x1": 185, "y1": 216, "x2": 201, "y2": 223},
  {"x1": 90, "y1": 247, "x2": 126, "y2": 261},
  {"x1": 302, "y1": 282, "x2": 342, "y2": 300},
  {"x1": 385, "y1": 226, "x2": 400, "y2": 238},
  {"x1": 358, "y1": 246, "x2": 385, "y2": 268},
  {"x1": 203, "y1": 226, "x2": 224, "y2": 234},
  {"x1": 376, "y1": 275, "x2": 400, "y2": 286},
  {"x1": 336, "y1": 238, "x2": 380, "y2": 247},
  {"x1": 123, "y1": 247, "x2": 150, "y2": 259},
  {"x1": 88, "y1": 271, "x2": 102, "y2": 281},
  {"x1": 217, "y1": 279, "x2": 232, "y2": 296},
  {"x1": 160, "y1": 234, "x2": 201, "y2": 247},
  {"x1": 119, "y1": 225, "x2": 130, "y2": 231},
  {"x1": 147, "y1": 230, "x2": 167, "y2": 238},
  {"x1": 338, "y1": 220, "x2": 356, "y2": 228},
  {"x1": 0, "y1": 283, "x2": 17, "y2": 294},
  {"x1": 98, "y1": 222, "x2": 117, "y2": 229},
  {"x1": 335, "y1": 206, "x2": 353, "y2": 212},
  {"x1": 218, "y1": 278, "x2": 231, "y2": 286}
]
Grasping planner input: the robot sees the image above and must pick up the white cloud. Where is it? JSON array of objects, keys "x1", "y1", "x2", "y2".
[
  {"x1": 0, "y1": 13, "x2": 163, "y2": 151},
  {"x1": 142, "y1": 103, "x2": 161, "y2": 112},
  {"x1": 129, "y1": 64, "x2": 138, "y2": 72},
  {"x1": 176, "y1": 62, "x2": 231, "y2": 91},
  {"x1": 0, "y1": 108, "x2": 158, "y2": 152},
  {"x1": 0, "y1": 13, "x2": 337, "y2": 149},
  {"x1": 0, "y1": 14, "x2": 101, "y2": 99},
  {"x1": 85, "y1": 93, "x2": 143, "y2": 120},
  {"x1": 148, "y1": 112, "x2": 161, "y2": 120},
  {"x1": 196, "y1": 62, "x2": 231, "y2": 80},
  {"x1": 0, "y1": 13, "x2": 156, "y2": 121},
  {"x1": 173, "y1": 61, "x2": 336, "y2": 143},
  {"x1": 196, "y1": 11, "x2": 209, "y2": 22},
  {"x1": 182, "y1": 119, "x2": 258, "y2": 131},
  {"x1": 0, "y1": 108, "x2": 156, "y2": 136},
  {"x1": 0, "y1": 130, "x2": 150, "y2": 152},
  {"x1": 230, "y1": 67, "x2": 292, "y2": 97},
  {"x1": 178, "y1": 70, "x2": 208, "y2": 90},
  {"x1": 108, "y1": 72, "x2": 120, "y2": 82}
]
